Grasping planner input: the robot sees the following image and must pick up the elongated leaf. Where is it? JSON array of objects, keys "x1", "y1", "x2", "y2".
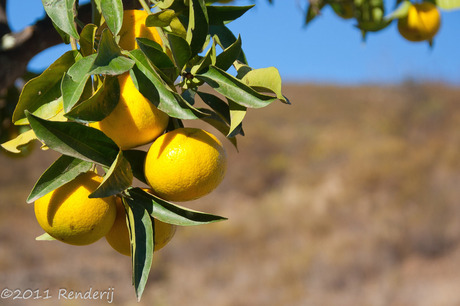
[
  {"x1": 197, "y1": 108, "x2": 238, "y2": 148},
  {"x1": 100, "y1": 0, "x2": 124, "y2": 35},
  {"x1": 136, "y1": 38, "x2": 178, "y2": 82},
  {"x1": 80, "y1": 24, "x2": 98, "y2": 56},
  {"x1": 209, "y1": 24, "x2": 247, "y2": 64},
  {"x1": 240, "y1": 67, "x2": 289, "y2": 104},
  {"x1": 197, "y1": 91, "x2": 230, "y2": 123},
  {"x1": 89, "y1": 29, "x2": 135, "y2": 75},
  {"x1": 195, "y1": 66, "x2": 277, "y2": 108},
  {"x1": 168, "y1": 34, "x2": 192, "y2": 71},
  {"x1": 26, "y1": 112, "x2": 118, "y2": 166},
  {"x1": 61, "y1": 54, "x2": 97, "y2": 112},
  {"x1": 89, "y1": 150, "x2": 133, "y2": 198},
  {"x1": 27, "y1": 155, "x2": 93, "y2": 203},
  {"x1": 190, "y1": 42, "x2": 216, "y2": 75},
  {"x1": 228, "y1": 99, "x2": 246, "y2": 137},
  {"x1": 123, "y1": 150, "x2": 148, "y2": 184},
  {"x1": 126, "y1": 188, "x2": 227, "y2": 226},
  {"x1": 436, "y1": 0, "x2": 460, "y2": 10},
  {"x1": 1, "y1": 129, "x2": 37, "y2": 154},
  {"x1": 187, "y1": 0, "x2": 209, "y2": 57},
  {"x1": 207, "y1": 5, "x2": 254, "y2": 25},
  {"x1": 42, "y1": 0, "x2": 79, "y2": 39},
  {"x1": 215, "y1": 34, "x2": 241, "y2": 71},
  {"x1": 128, "y1": 49, "x2": 198, "y2": 119},
  {"x1": 65, "y1": 76, "x2": 120, "y2": 122},
  {"x1": 145, "y1": 9, "x2": 176, "y2": 27},
  {"x1": 13, "y1": 51, "x2": 80, "y2": 125},
  {"x1": 124, "y1": 197, "x2": 154, "y2": 301}
]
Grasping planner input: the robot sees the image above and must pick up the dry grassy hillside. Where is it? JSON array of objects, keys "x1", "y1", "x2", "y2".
[{"x1": 1, "y1": 82, "x2": 460, "y2": 306}]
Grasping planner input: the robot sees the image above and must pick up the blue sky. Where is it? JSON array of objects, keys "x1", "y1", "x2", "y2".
[{"x1": 6, "y1": 0, "x2": 460, "y2": 85}]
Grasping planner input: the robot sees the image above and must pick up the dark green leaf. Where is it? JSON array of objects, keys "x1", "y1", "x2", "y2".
[
  {"x1": 186, "y1": 0, "x2": 209, "y2": 57},
  {"x1": 195, "y1": 66, "x2": 277, "y2": 108},
  {"x1": 197, "y1": 91, "x2": 230, "y2": 123},
  {"x1": 13, "y1": 51, "x2": 80, "y2": 125},
  {"x1": 124, "y1": 197, "x2": 154, "y2": 301},
  {"x1": 100, "y1": 0, "x2": 124, "y2": 35},
  {"x1": 27, "y1": 155, "x2": 92, "y2": 203},
  {"x1": 42, "y1": 0, "x2": 80, "y2": 39},
  {"x1": 215, "y1": 34, "x2": 241, "y2": 71},
  {"x1": 207, "y1": 5, "x2": 254, "y2": 25},
  {"x1": 209, "y1": 24, "x2": 247, "y2": 64},
  {"x1": 61, "y1": 54, "x2": 97, "y2": 113},
  {"x1": 90, "y1": 150, "x2": 133, "y2": 198},
  {"x1": 26, "y1": 112, "x2": 118, "y2": 166},
  {"x1": 123, "y1": 149, "x2": 148, "y2": 184},
  {"x1": 190, "y1": 42, "x2": 216, "y2": 75},
  {"x1": 80, "y1": 24, "x2": 98, "y2": 56},
  {"x1": 167, "y1": 33, "x2": 192, "y2": 71},
  {"x1": 89, "y1": 29, "x2": 135, "y2": 75},
  {"x1": 136, "y1": 38, "x2": 178, "y2": 82},
  {"x1": 128, "y1": 49, "x2": 198, "y2": 119},
  {"x1": 65, "y1": 76, "x2": 120, "y2": 122},
  {"x1": 126, "y1": 188, "x2": 227, "y2": 226},
  {"x1": 197, "y1": 107, "x2": 238, "y2": 148}
]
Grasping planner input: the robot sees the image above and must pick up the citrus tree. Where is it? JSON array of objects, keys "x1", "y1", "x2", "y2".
[{"x1": 0, "y1": 0, "x2": 289, "y2": 300}]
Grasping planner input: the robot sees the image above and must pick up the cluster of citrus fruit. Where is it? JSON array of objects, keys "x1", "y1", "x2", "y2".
[{"x1": 33, "y1": 10, "x2": 227, "y2": 256}]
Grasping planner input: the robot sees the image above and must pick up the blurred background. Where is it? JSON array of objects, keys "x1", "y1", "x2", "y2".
[{"x1": 2, "y1": 0, "x2": 460, "y2": 305}]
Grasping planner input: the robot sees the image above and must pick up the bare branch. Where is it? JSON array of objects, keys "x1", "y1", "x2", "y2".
[{"x1": 0, "y1": 0, "x2": 10, "y2": 37}]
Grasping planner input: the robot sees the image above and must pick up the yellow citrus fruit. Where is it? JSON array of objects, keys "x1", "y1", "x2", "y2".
[
  {"x1": 105, "y1": 196, "x2": 176, "y2": 256},
  {"x1": 34, "y1": 172, "x2": 117, "y2": 246},
  {"x1": 397, "y1": 2, "x2": 441, "y2": 42},
  {"x1": 89, "y1": 72, "x2": 169, "y2": 150},
  {"x1": 114, "y1": 9, "x2": 162, "y2": 50},
  {"x1": 144, "y1": 128, "x2": 227, "y2": 202}
]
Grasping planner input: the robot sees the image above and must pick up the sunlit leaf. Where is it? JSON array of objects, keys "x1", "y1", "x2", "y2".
[
  {"x1": 80, "y1": 24, "x2": 98, "y2": 56},
  {"x1": 167, "y1": 33, "x2": 192, "y2": 71},
  {"x1": 228, "y1": 99, "x2": 246, "y2": 137},
  {"x1": 42, "y1": 0, "x2": 80, "y2": 39},
  {"x1": 145, "y1": 9, "x2": 176, "y2": 27},
  {"x1": 136, "y1": 38, "x2": 178, "y2": 82},
  {"x1": 215, "y1": 34, "x2": 241, "y2": 71},
  {"x1": 207, "y1": 5, "x2": 254, "y2": 25},
  {"x1": 1, "y1": 129, "x2": 37, "y2": 154},
  {"x1": 436, "y1": 0, "x2": 460, "y2": 10},
  {"x1": 186, "y1": 0, "x2": 209, "y2": 57},
  {"x1": 36, "y1": 233, "x2": 57, "y2": 241},
  {"x1": 240, "y1": 67, "x2": 289, "y2": 104},
  {"x1": 100, "y1": 0, "x2": 124, "y2": 35}
]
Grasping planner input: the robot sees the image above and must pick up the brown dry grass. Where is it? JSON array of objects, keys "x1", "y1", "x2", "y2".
[{"x1": 1, "y1": 82, "x2": 460, "y2": 305}]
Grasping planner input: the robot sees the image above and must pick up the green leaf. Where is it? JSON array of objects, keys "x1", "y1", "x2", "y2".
[
  {"x1": 215, "y1": 34, "x2": 241, "y2": 71},
  {"x1": 90, "y1": 150, "x2": 133, "y2": 198},
  {"x1": 126, "y1": 188, "x2": 227, "y2": 226},
  {"x1": 207, "y1": 5, "x2": 254, "y2": 25},
  {"x1": 42, "y1": 0, "x2": 80, "y2": 39},
  {"x1": 168, "y1": 33, "x2": 192, "y2": 71},
  {"x1": 36, "y1": 233, "x2": 57, "y2": 241},
  {"x1": 123, "y1": 150, "x2": 148, "y2": 184},
  {"x1": 195, "y1": 66, "x2": 277, "y2": 108},
  {"x1": 61, "y1": 54, "x2": 97, "y2": 113},
  {"x1": 80, "y1": 24, "x2": 98, "y2": 56},
  {"x1": 13, "y1": 50, "x2": 80, "y2": 125},
  {"x1": 196, "y1": 108, "x2": 238, "y2": 148},
  {"x1": 1, "y1": 129, "x2": 37, "y2": 154},
  {"x1": 240, "y1": 67, "x2": 289, "y2": 104},
  {"x1": 65, "y1": 76, "x2": 120, "y2": 122},
  {"x1": 100, "y1": 0, "x2": 124, "y2": 35},
  {"x1": 186, "y1": 0, "x2": 209, "y2": 57},
  {"x1": 128, "y1": 49, "x2": 198, "y2": 119},
  {"x1": 26, "y1": 112, "x2": 119, "y2": 166},
  {"x1": 27, "y1": 155, "x2": 93, "y2": 203},
  {"x1": 124, "y1": 197, "x2": 154, "y2": 302},
  {"x1": 436, "y1": 0, "x2": 460, "y2": 10},
  {"x1": 136, "y1": 38, "x2": 178, "y2": 82},
  {"x1": 190, "y1": 42, "x2": 216, "y2": 75},
  {"x1": 89, "y1": 29, "x2": 135, "y2": 75},
  {"x1": 228, "y1": 99, "x2": 246, "y2": 137},
  {"x1": 209, "y1": 24, "x2": 247, "y2": 64},
  {"x1": 197, "y1": 91, "x2": 230, "y2": 123},
  {"x1": 145, "y1": 9, "x2": 177, "y2": 27}
]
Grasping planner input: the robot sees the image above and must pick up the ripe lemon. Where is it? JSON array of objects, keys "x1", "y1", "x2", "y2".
[
  {"x1": 144, "y1": 128, "x2": 227, "y2": 202},
  {"x1": 89, "y1": 72, "x2": 169, "y2": 150},
  {"x1": 113, "y1": 9, "x2": 163, "y2": 50},
  {"x1": 34, "y1": 172, "x2": 117, "y2": 246},
  {"x1": 397, "y1": 2, "x2": 441, "y2": 42},
  {"x1": 105, "y1": 196, "x2": 176, "y2": 256}
]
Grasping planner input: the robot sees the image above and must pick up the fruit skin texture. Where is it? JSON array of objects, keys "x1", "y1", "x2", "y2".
[
  {"x1": 117, "y1": 10, "x2": 162, "y2": 50},
  {"x1": 144, "y1": 128, "x2": 227, "y2": 202},
  {"x1": 398, "y1": 2, "x2": 441, "y2": 42},
  {"x1": 34, "y1": 172, "x2": 117, "y2": 246},
  {"x1": 105, "y1": 196, "x2": 176, "y2": 256},
  {"x1": 90, "y1": 72, "x2": 169, "y2": 150}
]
